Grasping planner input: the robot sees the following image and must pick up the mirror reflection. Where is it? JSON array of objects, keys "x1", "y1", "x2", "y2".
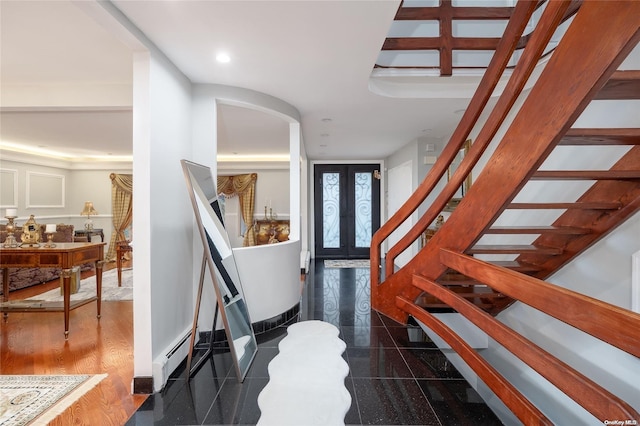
[{"x1": 181, "y1": 159, "x2": 257, "y2": 381}]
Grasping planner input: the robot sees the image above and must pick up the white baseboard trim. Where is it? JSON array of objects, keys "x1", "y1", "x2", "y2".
[
  {"x1": 152, "y1": 325, "x2": 193, "y2": 392},
  {"x1": 300, "y1": 250, "x2": 310, "y2": 274}
]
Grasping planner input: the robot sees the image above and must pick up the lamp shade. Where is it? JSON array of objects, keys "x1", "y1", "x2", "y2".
[{"x1": 80, "y1": 201, "x2": 98, "y2": 217}]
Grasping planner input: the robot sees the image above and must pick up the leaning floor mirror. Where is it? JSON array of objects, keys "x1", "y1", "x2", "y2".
[{"x1": 181, "y1": 159, "x2": 257, "y2": 381}]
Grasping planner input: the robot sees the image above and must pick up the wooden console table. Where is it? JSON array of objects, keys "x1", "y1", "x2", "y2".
[
  {"x1": 74, "y1": 228, "x2": 104, "y2": 242},
  {"x1": 0, "y1": 242, "x2": 105, "y2": 338}
]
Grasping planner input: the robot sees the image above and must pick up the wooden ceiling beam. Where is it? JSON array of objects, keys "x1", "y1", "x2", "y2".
[
  {"x1": 383, "y1": 37, "x2": 501, "y2": 51},
  {"x1": 394, "y1": 6, "x2": 514, "y2": 21}
]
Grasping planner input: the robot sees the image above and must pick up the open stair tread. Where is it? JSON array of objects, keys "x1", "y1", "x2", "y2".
[
  {"x1": 531, "y1": 170, "x2": 640, "y2": 180},
  {"x1": 468, "y1": 245, "x2": 563, "y2": 255},
  {"x1": 559, "y1": 128, "x2": 640, "y2": 145},
  {"x1": 595, "y1": 70, "x2": 640, "y2": 100},
  {"x1": 489, "y1": 260, "x2": 542, "y2": 272},
  {"x1": 507, "y1": 201, "x2": 622, "y2": 210},
  {"x1": 486, "y1": 225, "x2": 592, "y2": 234}
]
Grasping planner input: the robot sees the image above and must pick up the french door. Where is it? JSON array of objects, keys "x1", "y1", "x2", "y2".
[{"x1": 314, "y1": 164, "x2": 381, "y2": 259}]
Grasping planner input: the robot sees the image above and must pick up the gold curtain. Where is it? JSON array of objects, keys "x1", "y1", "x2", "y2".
[
  {"x1": 107, "y1": 173, "x2": 133, "y2": 261},
  {"x1": 217, "y1": 173, "x2": 257, "y2": 246}
]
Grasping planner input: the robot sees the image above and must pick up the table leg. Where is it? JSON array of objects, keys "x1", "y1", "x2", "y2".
[
  {"x1": 117, "y1": 248, "x2": 123, "y2": 287},
  {"x1": 96, "y1": 260, "x2": 104, "y2": 319},
  {"x1": 61, "y1": 268, "x2": 72, "y2": 339},
  {"x1": 2, "y1": 267, "x2": 8, "y2": 321}
]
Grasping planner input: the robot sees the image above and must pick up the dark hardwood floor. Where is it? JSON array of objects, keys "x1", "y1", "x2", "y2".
[{"x1": 0, "y1": 260, "x2": 146, "y2": 425}]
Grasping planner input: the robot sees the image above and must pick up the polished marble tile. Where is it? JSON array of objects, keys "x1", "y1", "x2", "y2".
[
  {"x1": 386, "y1": 324, "x2": 438, "y2": 349},
  {"x1": 128, "y1": 259, "x2": 501, "y2": 425},
  {"x1": 417, "y1": 379, "x2": 502, "y2": 425},
  {"x1": 203, "y1": 377, "x2": 268, "y2": 425},
  {"x1": 351, "y1": 378, "x2": 441, "y2": 425},
  {"x1": 400, "y1": 348, "x2": 464, "y2": 379},
  {"x1": 339, "y1": 325, "x2": 395, "y2": 348},
  {"x1": 346, "y1": 347, "x2": 413, "y2": 379}
]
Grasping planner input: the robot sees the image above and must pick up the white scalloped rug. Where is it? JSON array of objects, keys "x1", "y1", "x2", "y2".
[
  {"x1": 0, "y1": 374, "x2": 106, "y2": 426},
  {"x1": 27, "y1": 268, "x2": 133, "y2": 302},
  {"x1": 257, "y1": 320, "x2": 351, "y2": 425}
]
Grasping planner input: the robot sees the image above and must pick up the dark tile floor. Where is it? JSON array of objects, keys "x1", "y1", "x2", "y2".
[{"x1": 127, "y1": 260, "x2": 502, "y2": 425}]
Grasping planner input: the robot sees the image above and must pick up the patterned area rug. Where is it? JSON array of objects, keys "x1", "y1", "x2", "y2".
[
  {"x1": 324, "y1": 259, "x2": 370, "y2": 269},
  {"x1": 26, "y1": 268, "x2": 133, "y2": 303},
  {"x1": 0, "y1": 374, "x2": 106, "y2": 426}
]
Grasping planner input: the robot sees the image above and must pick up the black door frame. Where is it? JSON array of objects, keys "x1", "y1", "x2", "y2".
[{"x1": 314, "y1": 163, "x2": 381, "y2": 259}]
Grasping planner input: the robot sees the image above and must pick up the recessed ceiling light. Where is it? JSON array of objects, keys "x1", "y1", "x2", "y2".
[{"x1": 216, "y1": 53, "x2": 231, "y2": 63}]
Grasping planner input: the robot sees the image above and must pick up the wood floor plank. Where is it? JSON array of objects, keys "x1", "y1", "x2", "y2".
[{"x1": 0, "y1": 262, "x2": 146, "y2": 425}]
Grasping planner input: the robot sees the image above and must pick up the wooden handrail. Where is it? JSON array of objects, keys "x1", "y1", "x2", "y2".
[
  {"x1": 384, "y1": 0, "x2": 574, "y2": 276},
  {"x1": 397, "y1": 297, "x2": 552, "y2": 426},
  {"x1": 372, "y1": 0, "x2": 640, "y2": 324},
  {"x1": 377, "y1": 0, "x2": 573, "y2": 281},
  {"x1": 412, "y1": 272, "x2": 640, "y2": 422},
  {"x1": 440, "y1": 248, "x2": 640, "y2": 358},
  {"x1": 370, "y1": 0, "x2": 540, "y2": 287}
]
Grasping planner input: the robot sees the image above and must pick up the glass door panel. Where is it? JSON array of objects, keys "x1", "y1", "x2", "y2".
[{"x1": 314, "y1": 164, "x2": 380, "y2": 259}]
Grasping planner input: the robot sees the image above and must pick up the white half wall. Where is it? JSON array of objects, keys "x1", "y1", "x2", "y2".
[{"x1": 233, "y1": 240, "x2": 302, "y2": 323}]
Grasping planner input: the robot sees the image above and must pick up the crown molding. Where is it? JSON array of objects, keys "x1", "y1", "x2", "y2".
[{"x1": 0, "y1": 149, "x2": 132, "y2": 171}]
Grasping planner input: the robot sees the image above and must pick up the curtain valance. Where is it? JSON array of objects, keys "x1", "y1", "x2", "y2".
[
  {"x1": 216, "y1": 173, "x2": 257, "y2": 246},
  {"x1": 217, "y1": 173, "x2": 257, "y2": 198},
  {"x1": 110, "y1": 173, "x2": 133, "y2": 195}
]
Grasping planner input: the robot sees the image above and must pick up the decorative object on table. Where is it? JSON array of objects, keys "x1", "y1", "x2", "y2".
[
  {"x1": 80, "y1": 201, "x2": 98, "y2": 230},
  {"x1": 262, "y1": 202, "x2": 277, "y2": 221},
  {"x1": 0, "y1": 374, "x2": 107, "y2": 426},
  {"x1": 2, "y1": 208, "x2": 19, "y2": 248},
  {"x1": 44, "y1": 223, "x2": 57, "y2": 248},
  {"x1": 20, "y1": 215, "x2": 41, "y2": 247}
]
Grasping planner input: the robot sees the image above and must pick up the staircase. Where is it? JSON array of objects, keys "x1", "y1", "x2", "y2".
[
  {"x1": 420, "y1": 125, "x2": 640, "y2": 315},
  {"x1": 370, "y1": 1, "x2": 640, "y2": 424}
]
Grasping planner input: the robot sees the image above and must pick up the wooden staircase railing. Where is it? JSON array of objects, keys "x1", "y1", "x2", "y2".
[
  {"x1": 370, "y1": 0, "x2": 543, "y2": 290},
  {"x1": 400, "y1": 248, "x2": 640, "y2": 424},
  {"x1": 370, "y1": 0, "x2": 640, "y2": 423},
  {"x1": 371, "y1": 0, "x2": 640, "y2": 322}
]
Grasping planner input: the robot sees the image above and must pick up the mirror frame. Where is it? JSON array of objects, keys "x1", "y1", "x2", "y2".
[{"x1": 181, "y1": 159, "x2": 257, "y2": 381}]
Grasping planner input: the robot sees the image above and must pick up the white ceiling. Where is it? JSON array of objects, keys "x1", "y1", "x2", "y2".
[{"x1": 0, "y1": 0, "x2": 477, "y2": 162}]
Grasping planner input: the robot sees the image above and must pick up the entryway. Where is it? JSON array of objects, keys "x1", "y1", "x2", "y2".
[{"x1": 314, "y1": 164, "x2": 381, "y2": 259}]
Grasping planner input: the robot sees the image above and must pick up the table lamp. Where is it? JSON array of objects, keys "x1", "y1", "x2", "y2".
[{"x1": 80, "y1": 201, "x2": 98, "y2": 230}]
